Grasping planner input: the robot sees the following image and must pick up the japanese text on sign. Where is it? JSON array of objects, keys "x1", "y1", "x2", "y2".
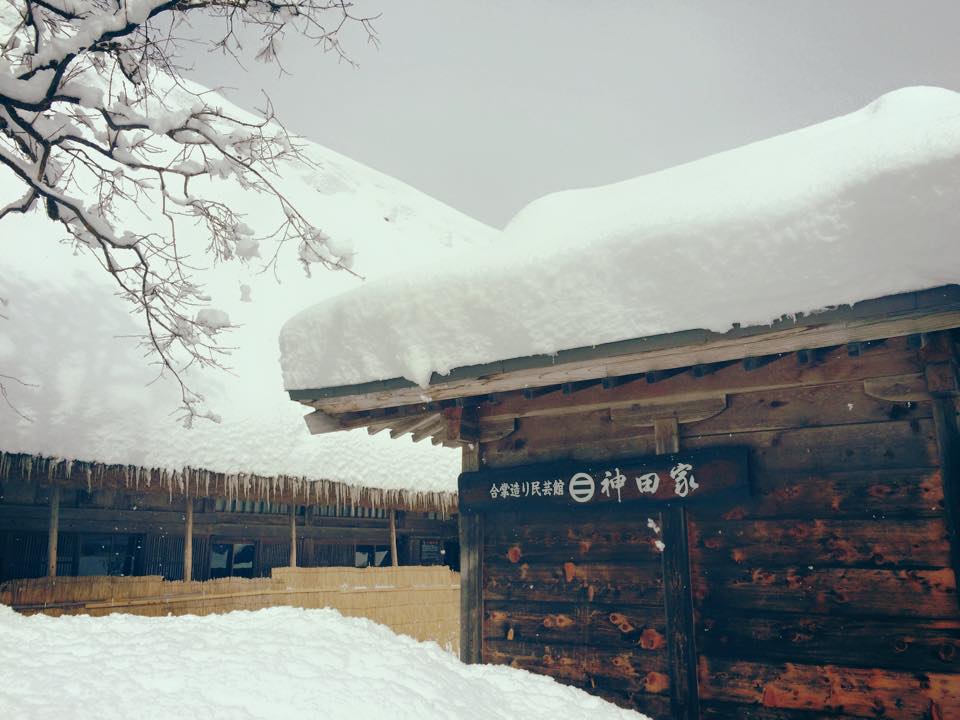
[{"x1": 487, "y1": 462, "x2": 698, "y2": 504}]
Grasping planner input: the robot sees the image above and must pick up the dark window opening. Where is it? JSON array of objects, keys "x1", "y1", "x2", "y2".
[
  {"x1": 355, "y1": 544, "x2": 391, "y2": 568},
  {"x1": 209, "y1": 541, "x2": 257, "y2": 578},
  {"x1": 77, "y1": 534, "x2": 141, "y2": 576},
  {"x1": 443, "y1": 539, "x2": 460, "y2": 572}
]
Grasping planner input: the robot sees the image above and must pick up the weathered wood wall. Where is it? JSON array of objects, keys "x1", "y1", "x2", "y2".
[
  {"x1": 472, "y1": 337, "x2": 960, "y2": 719},
  {"x1": 0, "y1": 484, "x2": 456, "y2": 582},
  {"x1": 484, "y1": 508, "x2": 671, "y2": 717}
]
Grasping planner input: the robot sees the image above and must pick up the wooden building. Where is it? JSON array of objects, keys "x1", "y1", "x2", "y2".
[
  {"x1": 0, "y1": 452, "x2": 457, "y2": 584},
  {"x1": 285, "y1": 286, "x2": 960, "y2": 719}
]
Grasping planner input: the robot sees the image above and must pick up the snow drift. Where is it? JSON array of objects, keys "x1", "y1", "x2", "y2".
[
  {"x1": 0, "y1": 605, "x2": 648, "y2": 720},
  {"x1": 279, "y1": 86, "x2": 960, "y2": 391}
]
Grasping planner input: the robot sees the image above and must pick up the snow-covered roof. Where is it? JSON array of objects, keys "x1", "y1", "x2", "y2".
[
  {"x1": 0, "y1": 91, "x2": 496, "y2": 503},
  {"x1": 279, "y1": 86, "x2": 960, "y2": 394}
]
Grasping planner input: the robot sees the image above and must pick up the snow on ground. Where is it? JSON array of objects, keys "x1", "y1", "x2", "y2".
[
  {"x1": 0, "y1": 605, "x2": 648, "y2": 720},
  {"x1": 0, "y1": 86, "x2": 497, "y2": 496},
  {"x1": 280, "y1": 86, "x2": 960, "y2": 391}
]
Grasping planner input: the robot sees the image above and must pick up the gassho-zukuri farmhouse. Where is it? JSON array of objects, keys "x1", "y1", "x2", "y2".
[{"x1": 278, "y1": 87, "x2": 960, "y2": 720}]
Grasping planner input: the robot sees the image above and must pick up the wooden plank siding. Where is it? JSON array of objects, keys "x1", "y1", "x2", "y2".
[
  {"x1": 473, "y1": 337, "x2": 960, "y2": 719},
  {"x1": 482, "y1": 509, "x2": 671, "y2": 713}
]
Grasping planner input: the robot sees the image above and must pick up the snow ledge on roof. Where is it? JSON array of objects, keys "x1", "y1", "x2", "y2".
[{"x1": 280, "y1": 86, "x2": 960, "y2": 392}]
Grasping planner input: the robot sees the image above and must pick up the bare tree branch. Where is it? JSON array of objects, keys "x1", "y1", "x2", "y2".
[{"x1": 0, "y1": 0, "x2": 377, "y2": 423}]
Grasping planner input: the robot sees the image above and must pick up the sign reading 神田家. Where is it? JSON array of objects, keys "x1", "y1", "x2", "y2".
[{"x1": 457, "y1": 446, "x2": 749, "y2": 514}]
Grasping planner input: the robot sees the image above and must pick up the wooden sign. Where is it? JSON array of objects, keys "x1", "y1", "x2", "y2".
[{"x1": 459, "y1": 446, "x2": 749, "y2": 514}]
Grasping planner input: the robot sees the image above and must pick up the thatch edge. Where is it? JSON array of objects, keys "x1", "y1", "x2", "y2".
[{"x1": 0, "y1": 451, "x2": 458, "y2": 516}]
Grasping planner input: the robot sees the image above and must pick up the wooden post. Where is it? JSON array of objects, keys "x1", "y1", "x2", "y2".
[
  {"x1": 183, "y1": 497, "x2": 193, "y2": 582},
  {"x1": 389, "y1": 510, "x2": 399, "y2": 567},
  {"x1": 654, "y1": 417, "x2": 700, "y2": 720},
  {"x1": 925, "y1": 332, "x2": 960, "y2": 598},
  {"x1": 0, "y1": 531, "x2": 12, "y2": 581},
  {"x1": 459, "y1": 441, "x2": 483, "y2": 664},
  {"x1": 46, "y1": 485, "x2": 60, "y2": 577},
  {"x1": 932, "y1": 396, "x2": 960, "y2": 598},
  {"x1": 289, "y1": 504, "x2": 298, "y2": 568}
]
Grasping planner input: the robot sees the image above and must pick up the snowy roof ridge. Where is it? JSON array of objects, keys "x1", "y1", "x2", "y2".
[{"x1": 279, "y1": 86, "x2": 960, "y2": 394}]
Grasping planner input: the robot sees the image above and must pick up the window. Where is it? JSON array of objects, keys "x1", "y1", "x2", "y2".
[
  {"x1": 209, "y1": 541, "x2": 257, "y2": 578},
  {"x1": 354, "y1": 544, "x2": 391, "y2": 568},
  {"x1": 77, "y1": 534, "x2": 141, "y2": 576}
]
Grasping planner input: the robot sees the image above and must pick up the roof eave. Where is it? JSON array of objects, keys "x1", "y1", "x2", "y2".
[{"x1": 288, "y1": 284, "x2": 960, "y2": 417}]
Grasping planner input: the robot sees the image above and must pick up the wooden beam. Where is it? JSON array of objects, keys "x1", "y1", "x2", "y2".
[
  {"x1": 654, "y1": 416, "x2": 700, "y2": 720},
  {"x1": 389, "y1": 510, "x2": 399, "y2": 567},
  {"x1": 654, "y1": 417, "x2": 680, "y2": 455},
  {"x1": 303, "y1": 409, "x2": 340, "y2": 435},
  {"x1": 863, "y1": 373, "x2": 931, "y2": 402},
  {"x1": 411, "y1": 416, "x2": 445, "y2": 443},
  {"x1": 926, "y1": 332, "x2": 960, "y2": 604},
  {"x1": 478, "y1": 341, "x2": 920, "y2": 423},
  {"x1": 46, "y1": 485, "x2": 60, "y2": 578},
  {"x1": 183, "y1": 498, "x2": 193, "y2": 582},
  {"x1": 444, "y1": 407, "x2": 480, "y2": 444},
  {"x1": 477, "y1": 417, "x2": 518, "y2": 442},
  {"x1": 612, "y1": 396, "x2": 727, "y2": 428},
  {"x1": 289, "y1": 504, "x2": 298, "y2": 568},
  {"x1": 391, "y1": 413, "x2": 441, "y2": 439},
  {"x1": 932, "y1": 395, "x2": 960, "y2": 609},
  {"x1": 365, "y1": 418, "x2": 396, "y2": 436},
  {"x1": 459, "y1": 443, "x2": 483, "y2": 664}
]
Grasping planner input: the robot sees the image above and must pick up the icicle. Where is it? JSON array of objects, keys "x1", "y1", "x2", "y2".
[{"x1": 85, "y1": 466, "x2": 92, "y2": 492}]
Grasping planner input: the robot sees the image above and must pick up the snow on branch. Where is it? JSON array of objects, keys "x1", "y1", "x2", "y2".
[{"x1": 0, "y1": 0, "x2": 376, "y2": 423}]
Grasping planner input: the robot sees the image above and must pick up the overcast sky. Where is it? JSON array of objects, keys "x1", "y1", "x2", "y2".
[{"x1": 183, "y1": 1, "x2": 960, "y2": 228}]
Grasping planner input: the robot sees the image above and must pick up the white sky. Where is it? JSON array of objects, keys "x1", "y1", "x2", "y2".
[{"x1": 183, "y1": 1, "x2": 960, "y2": 228}]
